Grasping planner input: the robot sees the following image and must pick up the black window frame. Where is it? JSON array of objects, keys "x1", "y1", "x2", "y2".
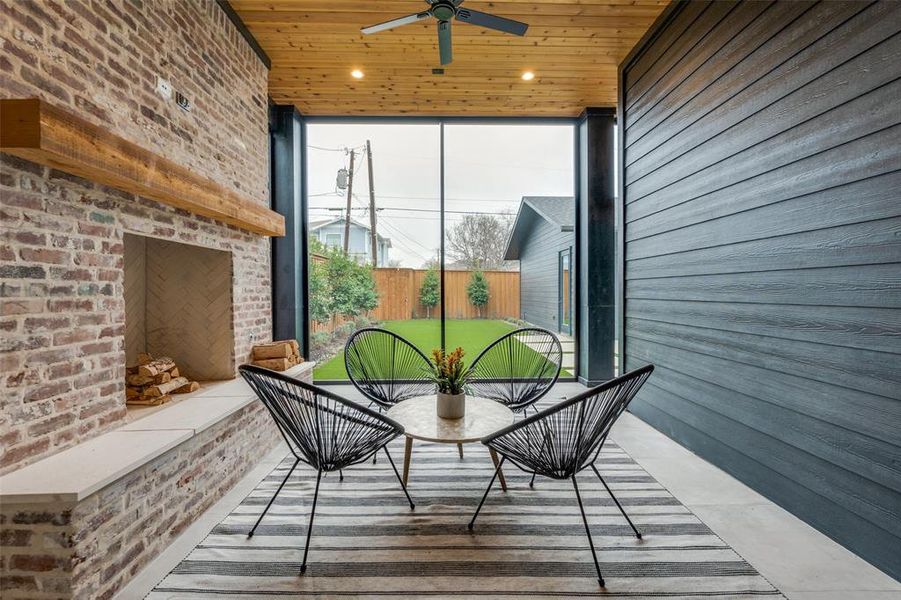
[{"x1": 302, "y1": 116, "x2": 581, "y2": 384}]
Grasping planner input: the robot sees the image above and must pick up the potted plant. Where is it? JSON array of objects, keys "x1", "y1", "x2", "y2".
[{"x1": 427, "y1": 347, "x2": 471, "y2": 419}]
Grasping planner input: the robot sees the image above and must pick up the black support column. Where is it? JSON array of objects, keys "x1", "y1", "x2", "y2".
[
  {"x1": 269, "y1": 104, "x2": 308, "y2": 357},
  {"x1": 577, "y1": 108, "x2": 616, "y2": 386}
]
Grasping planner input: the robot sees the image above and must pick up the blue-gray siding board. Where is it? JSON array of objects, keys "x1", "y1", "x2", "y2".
[
  {"x1": 620, "y1": 0, "x2": 901, "y2": 580},
  {"x1": 518, "y1": 216, "x2": 572, "y2": 332}
]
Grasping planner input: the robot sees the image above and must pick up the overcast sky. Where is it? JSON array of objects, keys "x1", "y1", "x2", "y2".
[{"x1": 307, "y1": 123, "x2": 575, "y2": 267}]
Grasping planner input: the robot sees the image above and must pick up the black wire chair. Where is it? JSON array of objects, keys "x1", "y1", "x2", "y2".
[
  {"x1": 467, "y1": 327, "x2": 563, "y2": 413},
  {"x1": 345, "y1": 327, "x2": 435, "y2": 411},
  {"x1": 468, "y1": 364, "x2": 654, "y2": 587},
  {"x1": 239, "y1": 364, "x2": 415, "y2": 575}
]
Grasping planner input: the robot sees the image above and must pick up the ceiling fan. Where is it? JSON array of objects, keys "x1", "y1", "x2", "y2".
[{"x1": 361, "y1": 0, "x2": 529, "y2": 65}]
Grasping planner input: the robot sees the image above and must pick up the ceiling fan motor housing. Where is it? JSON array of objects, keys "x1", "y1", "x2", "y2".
[{"x1": 431, "y1": 2, "x2": 456, "y2": 21}]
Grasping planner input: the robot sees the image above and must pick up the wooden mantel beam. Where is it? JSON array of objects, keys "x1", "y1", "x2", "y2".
[{"x1": 0, "y1": 98, "x2": 284, "y2": 237}]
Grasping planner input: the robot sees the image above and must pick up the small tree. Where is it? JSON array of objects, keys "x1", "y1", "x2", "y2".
[
  {"x1": 419, "y1": 268, "x2": 440, "y2": 319},
  {"x1": 309, "y1": 244, "x2": 379, "y2": 324},
  {"x1": 326, "y1": 250, "x2": 378, "y2": 318},
  {"x1": 466, "y1": 271, "x2": 490, "y2": 318}
]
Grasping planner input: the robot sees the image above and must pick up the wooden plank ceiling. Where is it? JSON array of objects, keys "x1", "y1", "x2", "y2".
[{"x1": 231, "y1": 0, "x2": 669, "y2": 116}]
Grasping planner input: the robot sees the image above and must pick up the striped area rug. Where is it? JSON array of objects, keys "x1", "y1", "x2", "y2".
[{"x1": 148, "y1": 439, "x2": 783, "y2": 599}]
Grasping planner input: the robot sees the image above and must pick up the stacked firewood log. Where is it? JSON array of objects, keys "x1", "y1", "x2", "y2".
[
  {"x1": 126, "y1": 353, "x2": 200, "y2": 406},
  {"x1": 250, "y1": 339, "x2": 302, "y2": 371}
]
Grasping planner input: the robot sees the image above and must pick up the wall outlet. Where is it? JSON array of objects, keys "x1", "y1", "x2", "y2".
[
  {"x1": 175, "y1": 90, "x2": 191, "y2": 112},
  {"x1": 156, "y1": 77, "x2": 172, "y2": 99}
]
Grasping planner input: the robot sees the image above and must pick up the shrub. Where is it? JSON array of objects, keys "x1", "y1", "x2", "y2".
[
  {"x1": 310, "y1": 331, "x2": 331, "y2": 346},
  {"x1": 326, "y1": 250, "x2": 378, "y2": 318},
  {"x1": 308, "y1": 244, "x2": 379, "y2": 324},
  {"x1": 338, "y1": 321, "x2": 358, "y2": 337},
  {"x1": 308, "y1": 260, "x2": 331, "y2": 324},
  {"x1": 466, "y1": 271, "x2": 490, "y2": 318},
  {"x1": 419, "y1": 268, "x2": 440, "y2": 318}
]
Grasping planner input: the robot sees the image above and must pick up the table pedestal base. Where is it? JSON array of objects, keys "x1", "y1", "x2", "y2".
[{"x1": 401, "y1": 437, "x2": 507, "y2": 491}]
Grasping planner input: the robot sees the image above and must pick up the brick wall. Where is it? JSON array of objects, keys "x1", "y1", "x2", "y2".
[
  {"x1": 0, "y1": 399, "x2": 281, "y2": 599},
  {"x1": 0, "y1": 0, "x2": 271, "y2": 474}
]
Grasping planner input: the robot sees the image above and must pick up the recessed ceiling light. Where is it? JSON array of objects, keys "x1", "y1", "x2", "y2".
[
  {"x1": 521, "y1": 71, "x2": 535, "y2": 81},
  {"x1": 351, "y1": 69, "x2": 364, "y2": 79}
]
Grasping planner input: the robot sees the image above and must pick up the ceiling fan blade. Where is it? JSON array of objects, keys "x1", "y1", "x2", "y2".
[
  {"x1": 361, "y1": 11, "x2": 430, "y2": 35},
  {"x1": 455, "y1": 8, "x2": 528, "y2": 36},
  {"x1": 437, "y1": 20, "x2": 453, "y2": 65}
]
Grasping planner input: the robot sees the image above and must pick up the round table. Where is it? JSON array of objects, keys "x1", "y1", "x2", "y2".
[{"x1": 387, "y1": 395, "x2": 514, "y2": 489}]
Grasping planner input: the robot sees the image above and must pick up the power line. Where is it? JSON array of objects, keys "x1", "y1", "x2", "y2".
[
  {"x1": 377, "y1": 219, "x2": 439, "y2": 262},
  {"x1": 376, "y1": 194, "x2": 518, "y2": 204},
  {"x1": 309, "y1": 205, "x2": 511, "y2": 217},
  {"x1": 377, "y1": 218, "x2": 435, "y2": 255},
  {"x1": 374, "y1": 226, "x2": 432, "y2": 263},
  {"x1": 309, "y1": 143, "x2": 366, "y2": 153},
  {"x1": 311, "y1": 190, "x2": 565, "y2": 205},
  {"x1": 374, "y1": 150, "x2": 572, "y2": 172}
]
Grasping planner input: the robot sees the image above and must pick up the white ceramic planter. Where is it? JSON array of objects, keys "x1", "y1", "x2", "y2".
[{"x1": 436, "y1": 392, "x2": 466, "y2": 419}]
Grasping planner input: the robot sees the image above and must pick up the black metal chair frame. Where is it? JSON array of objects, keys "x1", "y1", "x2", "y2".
[
  {"x1": 344, "y1": 327, "x2": 436, "y2": 411},
  {"x1": 239, "y1": 364, "x2": 415, "y2": 575},
  {"x1": 467, "y1": 327, "x2": 563, "y2": 414},
  {"x1": 467, "y1": 364, "x2": 654, "y2": 587}
]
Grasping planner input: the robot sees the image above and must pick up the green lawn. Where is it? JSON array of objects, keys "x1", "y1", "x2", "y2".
[{"x1": 314, "y1": 319, "x2": 518, "y2": 380}]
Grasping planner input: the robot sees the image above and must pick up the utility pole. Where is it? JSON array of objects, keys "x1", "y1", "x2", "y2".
[
  {"x1": 366, "y1": 140, "x2": 378, "y2": 267},
  {"x1": 343, "y1": 148, "x2": 355, "y2": 256}
]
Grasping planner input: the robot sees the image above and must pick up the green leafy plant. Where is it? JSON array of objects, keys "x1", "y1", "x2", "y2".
[
  {"x1": 419, "y1": 267, "x2": 440, "y2": 318},
  {"x1": 310, "y1": 331, "x2": 331, "y2": 346},
  {"x1": 466, "y1": 270, "x2": 490, "y2": 318},
  {"x1": 325, "y1": 250, "x2": 378, "y2": 318},
  {"x1": 427, "y1": 347, "x2": 471, "y2": 395},
  {"x1": 309, "y1": 241, "x2": 379, "y2": 324},
  {"x1": 308, "y1": 260, "x2": 331, "y2": 324}
]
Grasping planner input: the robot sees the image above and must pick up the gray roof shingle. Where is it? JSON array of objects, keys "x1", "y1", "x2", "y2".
[
  {"x1": 503, "y1": 196, "x2": 575, "y2": 260},
  {"x1": 522, "y1": 196, "x2": 574, "y2": 229}
]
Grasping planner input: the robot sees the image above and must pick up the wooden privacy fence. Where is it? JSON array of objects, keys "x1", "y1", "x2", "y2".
[
  {"x1": 310, "y1": 260, "x2": 521, "y2": 334},
  {"x1": 371, "y1": 268, "x2": 520, "y2": 321}
]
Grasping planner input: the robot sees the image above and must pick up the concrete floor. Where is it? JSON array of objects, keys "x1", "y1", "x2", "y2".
[{"x1": 118, "y1": 382, "x2": 901, "y2": 599}]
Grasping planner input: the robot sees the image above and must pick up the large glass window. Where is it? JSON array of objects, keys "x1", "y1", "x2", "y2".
[
  {"x1": 306, "y1": 123, "x2": 441, "y2": 379},
  {"x1": 305, "y1": 120, "x2": 576, "y2": 381},
  {"x1": 444, "y1": 124, "x2": 575, "y2": 375}
]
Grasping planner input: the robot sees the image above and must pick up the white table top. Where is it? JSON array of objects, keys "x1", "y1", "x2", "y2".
[{"x1": 387, "y1": 395, "x2": 514, "y2": 444}]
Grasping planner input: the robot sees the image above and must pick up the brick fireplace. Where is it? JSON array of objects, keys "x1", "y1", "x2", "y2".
[
  {"x1": 1, "y1": 0, "x2": 272, "y2": 475},
  {"x1": 0, "y1": 2, "x2": 291, "y2": 598}
]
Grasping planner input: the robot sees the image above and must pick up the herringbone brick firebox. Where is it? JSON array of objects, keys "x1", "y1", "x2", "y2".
[{"x1": 123, "y1": 233, "x2": 235, "y2": 383}]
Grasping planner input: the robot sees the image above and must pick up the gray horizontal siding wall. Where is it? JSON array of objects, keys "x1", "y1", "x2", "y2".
[
  {"x1": 518, "y1": 218, "x2": 572, "y2": 332},
  {"x1": 620, "y1": 0, "x2": 901, "y2": 580}
]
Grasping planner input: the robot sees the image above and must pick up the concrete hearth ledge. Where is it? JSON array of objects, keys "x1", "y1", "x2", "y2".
[
  {"x1": 0, "y1": 362, "x2": 314, "y2": 505},
  {"x1": 0, "y1": 430, "x2": 192, "y2": 504}
]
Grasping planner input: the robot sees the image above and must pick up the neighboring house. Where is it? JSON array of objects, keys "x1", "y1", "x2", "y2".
[
  {"x1": 309, "y1": 217, "x2": 392, "y2": 267},
  {"x1": 504, "y1": 197, "x2": 575, "y2": 334}
]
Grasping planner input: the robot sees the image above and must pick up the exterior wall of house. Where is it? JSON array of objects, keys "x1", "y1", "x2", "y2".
[
  {"x1": 518, "y1": 218, "x2": 574, "y2": 333},
  {"x1": 620, "y1": 0, "x2": 901, "y2": 579},
  {"x1": 0, "y1": 0, "x2": 271, "y2": 474},
  {"x1": 313, "y1": 222, "x2": 389, "y2": 266}
]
